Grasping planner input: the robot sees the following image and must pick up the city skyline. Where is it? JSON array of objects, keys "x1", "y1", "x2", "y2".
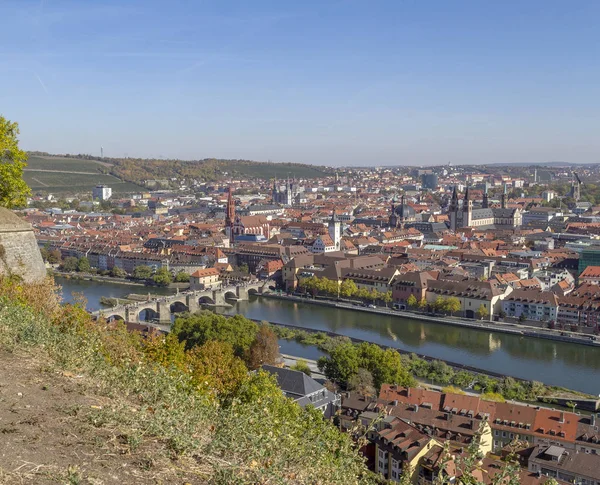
[{"x1": 2, "y1": 0, "x2": 600, "y2": 166}]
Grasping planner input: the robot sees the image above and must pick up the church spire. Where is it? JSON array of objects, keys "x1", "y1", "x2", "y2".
[
  {"x1": 482, "y1": 184, "x2": 489, "y2": 209},
  {"x1": 501, "y1": 183, "x2": 507, "y2": 209},
  {"x1": 226, "y1": 187, "x2": 235, "y2": 243}
]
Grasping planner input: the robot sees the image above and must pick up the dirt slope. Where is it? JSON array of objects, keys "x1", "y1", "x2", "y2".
[{"x1": 0, "y1": 350, "x2": 205, "y2": 485}]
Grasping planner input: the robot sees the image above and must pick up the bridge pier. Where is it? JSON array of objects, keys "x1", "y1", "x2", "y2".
[
  {"x1": 157, "y1": 301, "x2": 172, "y2": 324},
  {"x1": 125, "y1": 307, "x2": 138, "y2": 323},
  {"x1": 186, "y1": 294, "x2": 200, "y2": 314},
  {"x1": 236, "y1": 287, "x2": 249, "y2": 301},
  {"x1": 212, "y1": 290, "x2": 227, "y2": 306}
]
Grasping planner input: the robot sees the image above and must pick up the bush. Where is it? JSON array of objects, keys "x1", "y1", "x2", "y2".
[{"x1": 291, "y1": 359, "x2": 312, "y2": 376}]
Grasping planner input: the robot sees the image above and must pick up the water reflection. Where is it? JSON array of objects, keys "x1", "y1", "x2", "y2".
[{"x1": 224, "y1": 297, "x2": 600, "y2": 394}]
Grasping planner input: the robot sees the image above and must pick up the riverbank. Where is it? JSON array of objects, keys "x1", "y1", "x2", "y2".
[
  {"x1": 52, "y1": 271, "x2": 189, "y2": 290},
  {"x1": 262, "y1": 293, "x2": 600, "y2": 349},
  {"x1": 52, "y1": 271, "x2": 146, "y2": 286}
]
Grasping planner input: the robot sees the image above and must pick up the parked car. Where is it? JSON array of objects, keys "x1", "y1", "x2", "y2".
[{"x1": 368, "y1": 304, "x2": 376, "y2": 309}]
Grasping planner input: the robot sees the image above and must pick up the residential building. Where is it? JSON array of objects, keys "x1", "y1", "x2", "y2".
[
  {"x1": 261, "y1": 365, "x2": 340, "y2": 418},
  {"x1": 502, "y1": 289, "x2": 559, "y2": 323},
  {"x1": 92, "y1": 184, "x2": 112, "y2": 201},
  {"x1": 190, "y1": 267, "x2": 220, "y2": 290}
]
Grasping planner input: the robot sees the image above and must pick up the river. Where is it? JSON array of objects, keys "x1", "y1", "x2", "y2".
[{"x1": 56, "y1": 277, "x2": 600, "y2": 395}]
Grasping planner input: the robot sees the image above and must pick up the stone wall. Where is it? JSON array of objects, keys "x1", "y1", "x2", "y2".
[{"x1": 0, "y1": 208, "x2": 46, "y2": 283}]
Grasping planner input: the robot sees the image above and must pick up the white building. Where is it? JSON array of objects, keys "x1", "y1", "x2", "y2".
[{"x1": 92, "y1": 185, "x2": 112, "y2": 201}]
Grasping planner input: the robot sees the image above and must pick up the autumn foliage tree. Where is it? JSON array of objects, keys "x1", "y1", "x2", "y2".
[{"x1": 246, "y1": 324, "x2": 281, "y2": 370}]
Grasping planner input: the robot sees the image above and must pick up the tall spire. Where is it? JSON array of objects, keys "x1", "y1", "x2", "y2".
[
  {"x1": 482, "y1": 184, "x2": 489, "y2": 209},
  {"x1": 226, "y1": 187, "x2": 235, "y2": 243},
  {"x1": 501, "y1": 183, "x2": 507, "y2": 209}
]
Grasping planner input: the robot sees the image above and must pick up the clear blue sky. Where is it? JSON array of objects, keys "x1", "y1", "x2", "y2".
[{"x1": 2, "y1": 0, "x2": 600, "y2": 166}]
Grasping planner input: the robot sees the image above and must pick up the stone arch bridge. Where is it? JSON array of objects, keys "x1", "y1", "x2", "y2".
[{"x1": 92, "y1": 282, "x2": 264, "y2": 324}]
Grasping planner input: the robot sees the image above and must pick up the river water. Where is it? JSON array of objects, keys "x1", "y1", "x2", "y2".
[{"x1": 56, "y1": 277, "x2": 600, "y2": 395}]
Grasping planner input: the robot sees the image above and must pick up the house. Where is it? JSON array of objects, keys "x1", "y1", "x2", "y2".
[
  {"x1": 373, "y1": 417, "x2": 441, "y2": 483},
  {"x1": 527, "y1": 444, "x2": 600, "y2": 483},
  {"x1": 261, "y1": 365, "x2": 340, "y2": 418},
  {"x1": 426, "y1": 278, "x2": 512, "y2": 320},
  {"x1": 579, "y1": 265, "x2": 600, "y2": 285},
  {"x1": 189, "y1": 267, "x2": 220, "y2": 290},
  {"x1": 391, "y1": 271, "x2": 438, "y2": 307},
  {"x1": 502, "y1": 289, "x2": 560, "y2": 323}
]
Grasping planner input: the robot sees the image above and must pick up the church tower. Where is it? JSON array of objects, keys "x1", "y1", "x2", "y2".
[
  {"x1": 449, "y1": 187, "x2": 459, "y2": 231},
  {"x1": 389, "y1": 196, "x2": 398, "y2": 228},
  {"x1": 482, "y1": 185, "x2": 489, "y2": 209},
  {"x1": 328, "y1": 208, "x2": 341, "y2": 251},
  {"x1": 462, "y1": 186, "x2": 473, "y2": 228},
  {"x1": 225, "y1": 187, "x2": 236, "y2": 244},
  {"x1": 501, "y1": 184, "x2": 507, "y2": 209}
]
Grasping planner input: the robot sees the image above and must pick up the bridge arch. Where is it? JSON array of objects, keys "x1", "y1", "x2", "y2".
[
  {"x1": 138, "y1": 307, "x2": 160, "y2": 322},
  {"x1": 248, "y1": 287, "x2": 260, "y2": 295},
  {"x1": 170, "y1": 301, "x2": 189, "y2": 314},
  {"x1": 105, "y1": 314, "x2": 125, "y2": 322},
  {"x1": 199, "y1": 295, "x2": 215, "y2": 305},
  {"x1": 224, "y1": 290, "x2": 237, "y2": 300}
]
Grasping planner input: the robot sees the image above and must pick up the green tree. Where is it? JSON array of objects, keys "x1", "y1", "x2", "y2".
[
  {"x1": 433, "y1": 296, "x2": 446, "y2": 313},
  {"x1": 110, "y1": 266, "x2": 127, "y2": 278},
  {"x1": 444, "y1": 296, "x2": 461, "y2": 316},
  {"x1": 133, "y1": 265, "x2": 153, "y2": 280},
  {"x1": 0, "y1": 116, "x2": 30, "y2": 208},
  {"x1": 239, "y1": 263, "x2": 249, "y2": 274},
  {"x1": 60, "y1": 256, "x2": 78, "y2": 272},
  {"x1": 245, "y1": 324, "x2": 280, "y2": 370},
  {"x1": 477, "y1": 304, "x2": 489, "y2": 320},
  {"x1": 76, "y1": 256, "x2": 91, "y2": 273},
  {"x1": 406, "y1": 294, "x2": 418, "y2": 309},
  {"x1": 153, "y1": 267, "x2": 172, "y2": 286},
  {"x1": 339, "y1": 279, "x2": 358, "y2": 299},
  {"x1": 317, "y1": 342, "x2": 360, "y2": 384},
  {"x1": 172, "y1": 311, "x2": 258, "y2": 357},
  {"x1": 175, "y1": 271, "x2": 190, "y2": 283},
  {"x1": 418, "y1": 298, "x2": 428, "y2": 311},
  {"x1": 383, "y1": 290, "x2": 393, "y2": 308},
  {"x1": 291, "y1": 359, "x2": 312, "y2": 376}
]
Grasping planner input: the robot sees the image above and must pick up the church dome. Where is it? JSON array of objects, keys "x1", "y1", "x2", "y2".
[{"x1": 394, "y1": 202, "x2": 415, "y2": 219}]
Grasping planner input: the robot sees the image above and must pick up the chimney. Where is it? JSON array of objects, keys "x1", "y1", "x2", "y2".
[
  {"x1": 414, "y1": 404, "x2": 419, "y2": 413},
  {"x1": 407, "y1": 388, "x2": 411, "y2": 397},
  {"x1": 591, "y1": 414, "x2": 596, "y2": 426},
  {"x1": 559, "y1": 412, "x2": 565, "y2": 424},
  {"x1": 393, "y1": 400, "x2": 398, "y2": 406}
]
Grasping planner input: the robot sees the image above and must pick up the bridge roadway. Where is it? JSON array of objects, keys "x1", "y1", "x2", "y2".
[{"x1": 92, "y1": 281, "x2": 264, "y2": 324}]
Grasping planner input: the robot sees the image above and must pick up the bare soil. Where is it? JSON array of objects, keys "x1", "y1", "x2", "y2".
[{"x1": 0, "y1": 350, "x2": 206, "y2": 484}]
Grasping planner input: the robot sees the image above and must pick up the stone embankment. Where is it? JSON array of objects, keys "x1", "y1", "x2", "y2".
[{"x1": 262, "y1": 293, "x2": 600, "y2": 348}]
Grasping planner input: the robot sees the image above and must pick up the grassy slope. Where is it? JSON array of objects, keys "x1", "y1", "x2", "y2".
[
  {"x1": 24, "y1": 155, "x2": 144, "y2": 195},
  {"x1": 0, "y1": 280, "x2": 376, "y2": 485}
]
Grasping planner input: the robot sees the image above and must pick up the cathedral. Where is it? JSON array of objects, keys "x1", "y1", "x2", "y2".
[
  {"x1": 389, "y1": 195, "x2": 417, "y2": 228},
  {"x1": 225, "y1": 188, "x2": 271, "y2": 243},
  {"x1": 448, "y1": 185, "x2": 522, "y2": 231},
  {"x1": 272, "y1": 178, "x2": 302, "y2": 206}
]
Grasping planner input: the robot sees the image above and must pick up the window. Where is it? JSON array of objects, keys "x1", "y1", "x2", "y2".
[{"x1": 502, "y1": 431, "x2": 507, "y2": 438}]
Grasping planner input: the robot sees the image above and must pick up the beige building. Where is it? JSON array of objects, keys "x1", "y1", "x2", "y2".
[{"x1": 190, "y1": 267, "x2": 220, "y2": 290}]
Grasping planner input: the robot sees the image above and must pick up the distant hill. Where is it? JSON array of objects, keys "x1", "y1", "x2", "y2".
[
  {"x1": 26, "y1": 153, "x2": 331, "y2": 191},
  {"x1": 108, "y1": 157, "x2": 330, "y2": 184},
  {"x1": 23, "y1": 155, "x2": 144, "y2": 195}
]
